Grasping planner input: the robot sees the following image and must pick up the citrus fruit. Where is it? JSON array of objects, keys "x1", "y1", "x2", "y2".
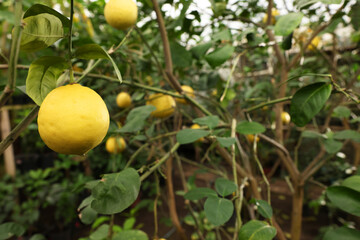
[
  {"x1": 116, "y1": 92, "x2": 132, "y2": 108},
  {"x1": 191, "y1": 124, "x2": 204, "y2": 142},
  {"x1": 146, "y1": 93, "x2": 176, "y2": 118},
  {"x1": 104, "y1": 0, "x2": 138, "y2": 30},
  {"x1": 246, "y1": 134, "x2": 259, "y2": 143},
  {"x1": 37, "y1": 84, "x2": 110, "y2": 155},
  {"x1": 262, "y1": 8, "x2": 280, "y2": 25},
  {"x1": 106, "y1": 136, "x2": 126, "y2": 154},
  {"x1": 281, "y1": 112, "x2": 291, "y2": 125},
  {"x1": 307, "y1": 36, "x2": 321, "y2": 51},
  {"x1": 176, "y1": 85, "x2": 195, "y2": 104}
]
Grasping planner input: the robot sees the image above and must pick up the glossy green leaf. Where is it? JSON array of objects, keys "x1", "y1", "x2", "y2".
[
  {"x1": 281, "y1": 33, "x2": 293, "y2": 50},
  {"x1": 326, "y1": 186, "x2": 360, "y2": 216},
  {"x1": 113, "y1": 230, "x2": 149, "y2": 240},
  {"x1": 333, "y1": 130, "x2": 360, "y2": 142},
  {"x1": 342, "y1": 176, "x2": 360, "y2": 193},
  {"x1": 74, "y1": 44, "x2": 122, "y2": 83},
  {"x1": 23, "y1": 4, "x2": 70, "y2": 28},
  {"x1": 170, "y1": 41, "x2": 192, "y2": 68},
  {"x1": 91, "y1": 168, "x2": 141, "y2": 215},
  {"x1": 290, "y1": 82, "x2": 332, "y2": 127},
  {"x1": 205, "y1": 45, "x2": 235, "y2": 68},
  {"x1": 118, "y1": 105, "x2": 156, "y2": 133},
  {"x1": 79, "y1": 205, "x2": 97, "y2": 225},
  {"x1": 216, "y1": 137, "x2": 236, "y2": 148},
  {"x1": 320, "y1": 0, "x2": 342, "y2": 4},
  {"x1": 204, "y1": 197, "x2": 234, "y2": 226},
  {"x1": 238, "y1": 220, "x2": 277, "y2": 240},
  {"x1": 275, "y1": 13, "x2": 303, "y2": 36},
  {"x1": 176, "y1": 129, "x2": 210, "y2": 144},
  {"x1": 215, "y1": 178, "x2": 237, "y2": 197},
  {"x1": 20, "y1": 13, "x2": 64, "y2": 52},
  {"x1": 26, "y1": 56, "x2": 69, "y2": 105},
  {"x1": 236, "y1": 121, "x2": 266, "y2": 135},
  {"x1": 0, "y1": 222, "x2": 25, "y2": 239},
  {"x1": 184, "y1": 188, "x2": 218, "y2": 201},
  {"x1": 193, "y1": 115, "x2": 220, "y2": 129},
  {"x1": 191, "y1": 42, "x2": 213, "y2": 59},
  {"x1": 323, "y1": 139, "x2": 343, "y2": 154},
  {"x1": 250, "y1": 199, "x2": 273, "y2": 219},
  {"x1": 323, "y1": 227, "x2": 360, "y2": 240}
]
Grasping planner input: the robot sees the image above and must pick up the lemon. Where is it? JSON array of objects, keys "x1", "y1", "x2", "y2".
[
  {"x1": 106, "y1": 136, "x2": 126, "y2": 153},
  {"x1": 37, "y1": 84, "x2": 110, "y2": 155},
  {"x1": 146, "y1": 93, "x2": 176, "y2": 118},
  {"x1": 281, "y1": 112, "x2": 291, "y2": 125},
  {"x1": 262, "y1": 8, "x2": 280, "y2": 25},
  {"x1": 116, "y1": 92, "x2": 132, "y2": 108},
  {"x1": 191, "y1": 124, "x2": 204, "y2": 142},
  {"x1": 246, "y1": 134, "x2": 259, "y2": 143},
  {"x1": 307, "y1": 36, "x2": 321, "y2": 51},
  {"x1": 176, "y1": 85, "x2": 195, "y2": 104},
  {"x1": 104, "y1": 0, "x2": 138, "y2": 30}
]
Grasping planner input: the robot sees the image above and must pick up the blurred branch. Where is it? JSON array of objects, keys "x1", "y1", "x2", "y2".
[{"x1": 0, "y1": 0, "x2": 23, "y2": 108}]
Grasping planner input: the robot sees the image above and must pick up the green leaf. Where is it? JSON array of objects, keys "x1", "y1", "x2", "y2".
[
  {"x1": 215, "y1": 178, "x2": 237, "y2": 197},
  {"x1": 236, "y1": 121, "x2": 266, "y2": 135},
  {"x1": 250, "y1": 199, "x2": 273, "y2": 219},
  {"x1": 275, "y1": 13, "x2": 304, "y2": 36},
  {"x1": 302, "y1": 130, "x2": 322, "y2": 138},
  {"x1": 170, "y1": 41, "x2": 192, "y2": 68},
  {"x1": 74, "y1": 44, "x2": 122, "y2": 83},
  {"x1": 0, "y1": 222, "x2": 25, "y2": 239},
  {"x1": 213, "y1": 29, "x2": 232, "y2": 42},
  {"x1": 238, "y1": 220, "x2": 277, "y2": 240},
  {"x1": 89, "y1": 224, "x2": 109, "y2": 240},
  {"x1": 79, "y1": 205, "x2": 98, "y2": 225},
  {"x1": 326, "y1": 186, "x2": 360, "y2": 217},
  {"x1": 342, "y1": 176, "x2": 360, "y2": 193},
  {"x1": 118, "y1": 105, "x2": 156, "y2": 133},
  {"x1": 113, "y1": 230, "x2": 149, "y2": 240},
  {"x1": 320, "y1": 0, "x2": 342, "y2": 4},
  {"x1": 20, "y1": 13, "x2": 64, "y2": 52},
  {"x1": 123, "y1": 217, "x2": 136, "y2": 230},
  {"x1": 290, "y1": 82, "x2": 332, "y2": 127},
  {"x1": 323, "y1": 139, "x2": 343, "y2": 154},
  {"x1": 205, "y1": 45, "x2": 235, "y2": 68},
  {"x1": 216, "y1": 137, "x2": 236, "y2": 148},
  {"x1": 295, "y1": 0, "x2": 319, "y2": 9},
  {"x1": 332, "y1": 106, "x2": 351, "y2": 118},
  {"x1": 191, "y1": 42, "x2": 213, "y2": 59},
  {"x1": 204, "y1": 197, "x2": 234, "y2": 226},
  {"x1": 176, "y1": 129, "x2": 210, "y2": 144},
  {"x1": 184, "y1": 188, "x2": 218, "y2": 201},
  {"x1": 78, "y1": 195, "x2": 95, "y2": 210},
  {"x1": 29, "y1": 234, "x2": 46, "y2": 240},
  {"x1": 26, "y1": 56, "x2": 69, "y2": 105},
  {"x1": 193, "y1": 115, "x2": 220, "y2": 129},
  {"x1": 323, "y1": 227, "x2": 360, "y2": 240},
  {"x1": 333, "y1": 130, "x2": 360, "y2": 142},
  {"x1": 23, "y1": 4, "x2": 70, "y2": 28},
  {"x1": 91, "y1": 168, "x2": 141, "y2": 215},
  {"x1": 281, "y1": 33, "x2": 293, "y2": 50}
]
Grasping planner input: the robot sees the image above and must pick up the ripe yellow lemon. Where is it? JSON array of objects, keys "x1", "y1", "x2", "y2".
[
  {"x1": 246, "y1": 134, "x2": 259, "y2": 143},
  {"x1": 307, "y1": 36, "x2": 321, "y2": 51},
  {"x1": 281, "y1": 112, "x2": 291, "y2": 125},
  {"x1": 116, "y1": 92, "x2": 132, "y2": 108},
  {"x1": 37, "y1": 84, "x2": 110, "y2": 155},
  {"x1": 191, "y1": 124, "x2": 204, "y2": 142},
  {"x1": 176, "y1": 85, "x2": 195, "y2": 104},
  {"x1": 104, "y1": 0, "x2": 138, "y2": 30},
  {"x1": 106, "y1": 136, "x2": 126, "y2": 153},
  {"x1": 146, "y1": 93, "x2": 176, "y2": 118},
  {"x1": 262, "y1": 8, "x2": 280, "y2": 25}
]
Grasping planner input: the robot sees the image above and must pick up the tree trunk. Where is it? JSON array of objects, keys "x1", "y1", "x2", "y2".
[{"x1": 290, "y1": 183, "x2": 304, "y2": 240}]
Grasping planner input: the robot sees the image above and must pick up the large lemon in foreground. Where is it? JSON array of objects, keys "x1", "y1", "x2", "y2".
[
  {"x1": 146, "y1": 93, "x2": 176, "y2": 118},
  {"x1": 104, "y1": 0, "x2": 138, "y2": 30},
  {"x1": 38, "y1": 84, "x2": 110, "y2": 155}
]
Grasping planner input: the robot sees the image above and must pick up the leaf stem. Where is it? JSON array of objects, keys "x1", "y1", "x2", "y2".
[{"x1": 68, "y1": 0, "x2": 75, "y2": 83}]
